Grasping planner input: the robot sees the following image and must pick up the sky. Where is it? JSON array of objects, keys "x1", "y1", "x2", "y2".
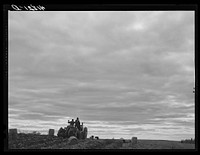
[{"x1": 8, "y1": 11, "x2": 195, "y2": 140}]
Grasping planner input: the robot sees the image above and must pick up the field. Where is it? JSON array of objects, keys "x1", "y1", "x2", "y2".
[{"x1": 8, "y1": 133, "x2": 195, "y2": 150}]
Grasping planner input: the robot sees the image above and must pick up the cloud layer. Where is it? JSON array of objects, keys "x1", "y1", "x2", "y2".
[{"x1": 8, "y1": 11, "x2": 194, "y2": 140}]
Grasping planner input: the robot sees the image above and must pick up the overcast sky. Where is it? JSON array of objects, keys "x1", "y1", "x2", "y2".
[{"x1": 8, "y1": 11, "x2": 194, "y2": 140}]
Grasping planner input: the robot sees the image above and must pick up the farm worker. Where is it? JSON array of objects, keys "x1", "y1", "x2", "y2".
[
  {"x1": 68, "y1": 119, "x2": 75, "y2": 127},
  {"x1": 75, "y1": 117, "x2": 81, "y2": 130}
]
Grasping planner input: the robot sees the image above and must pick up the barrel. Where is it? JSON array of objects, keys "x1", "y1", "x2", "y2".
[
  {"x1": 131, "y1": 137, "x2": 137, "y2": 145},
  {"x1": 9, "y1": 128, "x2": 18, "y2": 140},
  {"x1": 48, "y1": 129, "x2": 55, "y2": 136}
]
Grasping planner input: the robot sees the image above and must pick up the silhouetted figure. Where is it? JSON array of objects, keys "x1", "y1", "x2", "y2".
[
  {"x1": 75, "y1": 117, "x2": 81, "y2": 130},
  {"x1": 95, "y1": 136, "x2": 99, "y2": 139},
  {"x1": 68, "y1": 119, "x2": 75, "y2": 127}
]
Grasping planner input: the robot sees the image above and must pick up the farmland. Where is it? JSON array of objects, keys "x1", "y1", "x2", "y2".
[{"x1": 8, "y1": 133, "x2": 195, "y2": 149}]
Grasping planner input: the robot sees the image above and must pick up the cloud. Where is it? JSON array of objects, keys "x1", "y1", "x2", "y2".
[{"x1": 8, "y1": 11, "x2": 195, "y2": 140}]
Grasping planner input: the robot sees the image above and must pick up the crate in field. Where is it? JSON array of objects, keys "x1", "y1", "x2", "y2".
[
  {"x1": 9, "y1": 128, "x2": 18, "y2": 140},
  {"x1": 48, "y1": 129, "x2": 55, "y2": 136},
  {"x1": 131, "y1": 137, "x2": 137, "y2": 145}
]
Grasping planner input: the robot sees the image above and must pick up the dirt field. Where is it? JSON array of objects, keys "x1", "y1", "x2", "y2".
[{"x1": 8, "y1": 133, "x2": 195, "y2": 150}]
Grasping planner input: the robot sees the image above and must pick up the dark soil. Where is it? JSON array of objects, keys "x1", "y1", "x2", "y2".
[{"x1": 8, "y1": 133, "x2": 195, "y2": 149}]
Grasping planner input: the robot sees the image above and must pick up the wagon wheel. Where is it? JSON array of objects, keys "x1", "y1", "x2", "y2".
[
  {"x1": 79, "y1": 131, "x2": 84, "y2": 139},
  {"x1": 83, "y1": 127, "x2": 88, "y2": 139}
]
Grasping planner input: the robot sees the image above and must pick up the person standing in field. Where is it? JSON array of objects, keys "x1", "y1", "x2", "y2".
[
  {"x1": 68, "y1": 119, "x2": 75, "y2": 127},
  {"x1": 75, "y1": 117, "x2": 81, "y2": 130}
]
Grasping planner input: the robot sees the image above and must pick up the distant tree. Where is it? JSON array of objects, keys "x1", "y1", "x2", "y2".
[{"x1": 180, "y1": 138, "x2": 195, "y2": 144}]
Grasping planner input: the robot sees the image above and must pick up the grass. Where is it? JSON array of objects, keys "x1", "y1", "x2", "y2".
[{"x1": 8, "y1": 133, "x2": 195, "y2": 149}]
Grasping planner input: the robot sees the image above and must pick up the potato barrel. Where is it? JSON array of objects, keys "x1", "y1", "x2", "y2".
[
  {"x1": 131, "y1": 137, "x2": 137, "y2": 145},
  {"x1": 9, "y1": 128, "x2": 17, "y2": 140},
  {"x1": 48, "y1": 129, "x2": 55, "y2": 136}
]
